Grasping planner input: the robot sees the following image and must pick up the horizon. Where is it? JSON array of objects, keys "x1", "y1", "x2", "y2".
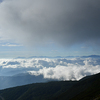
[
  {"x1": 0, "y1": 1, "x2": 100, "y2": 99},
  {"x1": 0, "y1": 0, "x2": 100, "y2": 84},
  {"x1": 0, "y1": 0, "x2": 100, "y2": 58},
  {"x1": 0, "y1": 54, "x2": 100, "y2": 59}
]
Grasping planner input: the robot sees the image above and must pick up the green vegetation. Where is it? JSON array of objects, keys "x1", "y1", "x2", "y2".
[
  {"x1": 56, "y1": 73, "x2": 100, "y2": 100},
  {"x1": 0, "y1": 81, "x2": 77, "y2": 100},
  {"x1": 0, "y1": 73, "x2": 100, "y2": 100},
  {"x1": 70, "y1": 76, "x2": 100, "y2": 100}
]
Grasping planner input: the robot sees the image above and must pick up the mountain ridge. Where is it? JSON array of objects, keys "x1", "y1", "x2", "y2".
[
  {"x1": 0, "y1": 73, "x2": 58, "y2": 90},
  {"x1": 0, "y1": 73, "x2": 100, "y2": 100}
]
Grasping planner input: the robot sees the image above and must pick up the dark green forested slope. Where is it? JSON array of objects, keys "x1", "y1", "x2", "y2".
[
  {"x1": 0, "y1": 81, "x2": 77, "y2": 100},
  {"x1": 0, "y1": 73, "x2": 100, "y2": 100},
  {"x1": 70, "y1": 75, "x2": 100, "y2": 100},
  {"x1": 56, "y1": 73, "x2": 100, "y2": 100}
]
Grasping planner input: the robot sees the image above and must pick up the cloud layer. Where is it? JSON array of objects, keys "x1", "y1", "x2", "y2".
[
  {"x1": 0, "y1": 0, "x2": 100, "y2": 46},
  {"x1": 0, "y1": 57, "x2": 100, "y2": 80}
]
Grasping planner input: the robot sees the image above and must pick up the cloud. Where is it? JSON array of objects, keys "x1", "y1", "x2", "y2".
[
  {"x1": 0, "y1": 57, "x2": 100, "y2": 80},
  {"x1": 1, "y1": 43, "x2": 22, "y2": 47},
  {"x1": 0, "y1": 0, "x2": 100, "y2": 47},
  {"x1": 0, "y1": 0, "x2": 2, "y2": 3},
  {"x1": 28, "y1": 58, "x2": 100, "y2": 80}
]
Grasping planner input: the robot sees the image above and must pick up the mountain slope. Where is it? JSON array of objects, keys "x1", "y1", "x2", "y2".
[
  {"x1": 56, "y1": 73, "x2": 100, "y2": 100},
  {"x1": 0, "y1": 73, "x2": 57, "y2": 90},
  {"x1": 0, "y1": 73, "x2": 100, "y2": 100},
  {"x1": 0, "y1": 81, "x2": 77, "y2": 100},
  {"x1": 70, "y1": 74, "x2": 100, "y2": 100}
]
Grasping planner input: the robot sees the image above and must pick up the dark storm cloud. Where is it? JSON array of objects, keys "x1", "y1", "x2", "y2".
[
  {"x1": 0, "y1": 0, "x2": 100, "y2": 46},
  {"x1": 0, "y1": 0, "x2": 3, "y2": 2}
]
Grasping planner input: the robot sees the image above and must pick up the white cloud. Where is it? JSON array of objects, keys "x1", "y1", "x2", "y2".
[
  {"x1": 29, "y1": 61, "x2": 100, "y2": 80},
  {"x1": 0, "y1": 57, "x2": 100, "y2": 80},
  {"x1": 1, "y1": 43, "x2": 22, "y2": 47}
]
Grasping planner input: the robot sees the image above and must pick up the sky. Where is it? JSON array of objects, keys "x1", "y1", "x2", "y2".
[
  {"x1": 0, "y1": 0, "x2": 100, "y2": 58},
  {"x1": 0, "y1": 0, "x2": 100, "y2": 83}
]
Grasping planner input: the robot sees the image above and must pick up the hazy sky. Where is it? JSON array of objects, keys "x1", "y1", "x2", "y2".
[{"x1": 0, "y1": 0, "x2": 100, "y2": 58}]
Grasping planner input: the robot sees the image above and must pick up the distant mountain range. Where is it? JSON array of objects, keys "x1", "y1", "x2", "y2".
[
  {"x1": 0, "y1": 73, "x2": 57, "y2": 90},
  {"x1": 28, "y1": 56, "x2": 77, "y2": 58},
  {"x1": 0, "y1": 73, "x2": 100, "y2": 100},
  {"x1": 81, "y1": 55, "x2": 100, "y2": 58},
  {"x1": 15, "y1": 55, "x2": 100, "y2": 59}
]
